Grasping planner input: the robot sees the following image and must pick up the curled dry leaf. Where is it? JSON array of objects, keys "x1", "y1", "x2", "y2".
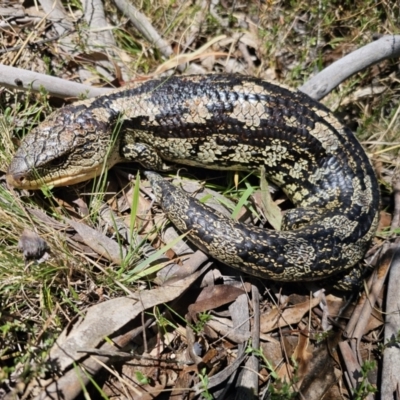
[{"x1": 260, "y1": 295, "x2": 322, "y2": 333}]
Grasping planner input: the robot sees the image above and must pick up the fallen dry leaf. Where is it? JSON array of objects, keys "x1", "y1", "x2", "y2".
[
  {"x1": 261, "y1": 296, "x2": 321, "y2": 333},
  {"x1": 67, "y1": 218, "x2": 127, "y2": 264},
  {"x1": 48, "y1": 266, "x2": 208, "y2": 373},
  {"x1": 188, "y1": 284, "x2": 248, "y2": 322},
  {"x1": 293, "y1": 329, "x2": 313, "y2": 383}
]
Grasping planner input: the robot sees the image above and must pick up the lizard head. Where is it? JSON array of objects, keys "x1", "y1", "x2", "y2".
[{"x1": 6, "y1": 104, "x2": 123, "y2": 190}]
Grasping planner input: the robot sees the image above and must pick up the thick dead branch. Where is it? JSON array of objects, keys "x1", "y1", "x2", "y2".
[
  {"x1": 0, "y1": 64, "x2": 108, "y2": 98},
  {"x1": 2, "y1": 36, "x2": 400, "y2": 101},
  {"x1": 299, "y1": 35, "x2": 400, "y2": 100}
]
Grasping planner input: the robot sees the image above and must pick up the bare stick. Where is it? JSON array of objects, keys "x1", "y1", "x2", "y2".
[
  {"x1": 381, "y1": 245, "x2": 400, "y2": 399},
  {"x1": 39, "y1": 0, "x2": 121, "y2": 83},
  {"x1": 0, "y1": 30, "x2": 74, "y2": 55},
  {"x1": 38, "y1": 0, "x2": 75, "y2": 54},
  {"x1": 299, "y1": 35, "x2": 400, "y2": 100},
  {"x1": 0, "y1": 64, "x2": 109, "y2": 98},
  {"x1": 81, "y1": 0, "x2": 119, "y2": 81},
  {"x1": 112, "y1": 0, "x2": 173, "y2": 59},
  {"x1": 82, "y1": 0, "x2": 116, "y2": 50},
  {"x1": 2, "y1": 35, "x2": 400, "y2": 101}
]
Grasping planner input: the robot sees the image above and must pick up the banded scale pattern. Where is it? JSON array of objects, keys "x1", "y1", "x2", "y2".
[{"x1": 7, "y1": 74, "x2": 380, "y2": 283}]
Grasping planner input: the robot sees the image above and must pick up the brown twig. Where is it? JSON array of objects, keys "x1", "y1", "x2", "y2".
[{"x1": 0, "y1": 28, "x2": 75, "y2": 55}]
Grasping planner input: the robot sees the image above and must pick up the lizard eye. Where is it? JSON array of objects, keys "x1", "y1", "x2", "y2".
[
  {"x1": 46, "y1": 153, "x2": 70, "y2": 167},
  {"x1": 14, "y1": 173, "x2": 26, "y2": 185}
]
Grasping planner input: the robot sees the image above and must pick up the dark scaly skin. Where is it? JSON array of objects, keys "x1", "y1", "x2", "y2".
[{"x1": 6, "y1": 74, "x2": 380, "y2": 283}]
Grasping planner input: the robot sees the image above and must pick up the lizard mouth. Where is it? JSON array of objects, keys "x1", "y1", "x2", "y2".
[
  {"x1": 6, "y1": 148, "x2": 123, "y2": 190},
  {"x1": 6, "y1": 166, "x2": 105, "y2": 190}
]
